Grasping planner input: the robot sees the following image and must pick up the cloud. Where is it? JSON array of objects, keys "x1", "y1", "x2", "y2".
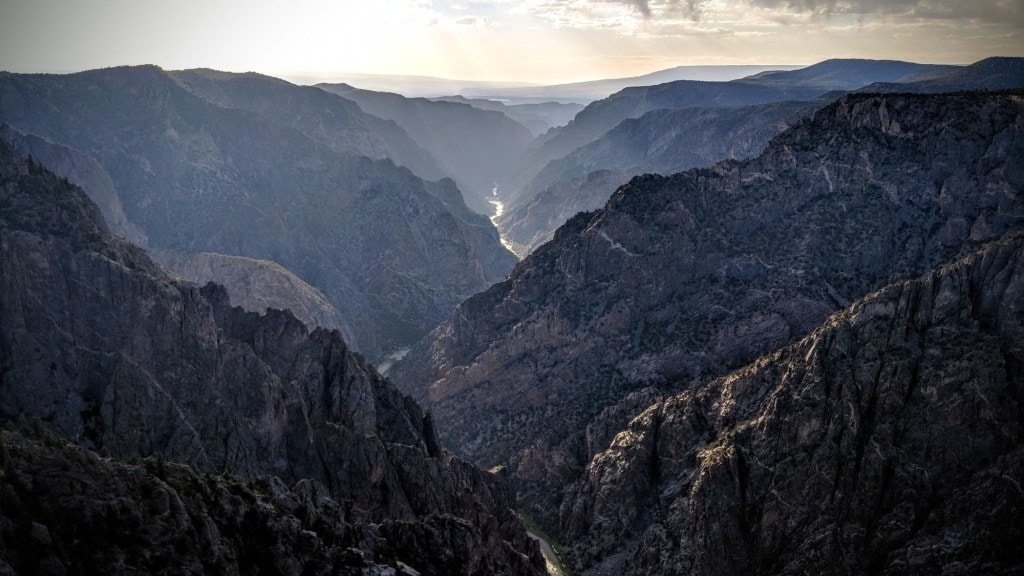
[
  {"x1": 524, "y1": 0, "x2": 1023, "y2": 28},
  {"x1": 626, "y1": 0, "x2": 652, "y2": 17},
  {"x1": 741, "y1": 0, "x2": 1024, "y2": 24}
]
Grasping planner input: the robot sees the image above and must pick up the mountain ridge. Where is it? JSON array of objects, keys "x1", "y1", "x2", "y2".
[
  {"x1": 0, "y1": 139, "x2": 545, "y2": 574},
  {"x1": 563, "y1": 233, "x2": 1024, "y2": 574},
  {"x1": 392, "y1": 90, "x2": 1024, "y2": 538},
  {"x1": 0, "y1": 65, "x2": 516, "y2": 359}
]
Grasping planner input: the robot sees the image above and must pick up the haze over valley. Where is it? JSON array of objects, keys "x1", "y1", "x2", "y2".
[{"x1": 1, "y1": 1, "x2": 1023, "y2": 574}]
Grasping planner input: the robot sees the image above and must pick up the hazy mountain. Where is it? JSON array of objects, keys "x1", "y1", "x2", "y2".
[
  {"x1": 507, "y1": 59, "x2": 963, "y2": 206},
  {"x1": 307, "y1": 65, "x2": 803, "y2": 104},
  {"x1": 391, "y1": 90, "x2": 1024, "y2": 544},
  {"x1": 500, "y1": 58, "x2": 1024, "y2": 259},
  {"x1": 466, "y1": 65, "x2": 807, "y2": 104},
  {"x1": 563, "y1": 235, "x2": 1024, "y2": 575},
  {"x1": 860, "y1": 56, "x2": 1024, "y2": 93},
  {"x1": 508, "y1": 81, "x2": 823, "y2": 202},
  {"x1": 295, "y1": 72, "x2": 537, "y2": 99},
  {"x1": 317, "y1": 82, "x2": 534, "y2": 213},
  {"x1": 169, "y1": 68, "x2": 450, "y2": 184},
  {"x1": 0, "y1": 141, "x2": 545, "y2": 575},
  {"x1": 734, "y1": 58, "x2": 951, "y2": 90},
  {"x1": 431, "y1": 95, "x2": 585, "y2": 136},
  {"x1": 0, "y1": 65, "x2": 516, "y2": 359},
  {"x1": 499, "y1": 99, "x2": 824, "y2": 254}
]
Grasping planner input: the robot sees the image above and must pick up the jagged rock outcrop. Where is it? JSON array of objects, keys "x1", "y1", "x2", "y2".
[
  {"x1": 499, "y1": 100, "x2": 822, "y2": 254},
  {"x1": 154, "y1": 250, "x2": 354, "y2": 341},
  {"x1": 562, "y1": 235, "x2": 1024, "y2": 575},
  {"x1": 0, "y1": 65, "x2": 516, "y2": 359},
  {"x1": 393, "y1": 91, "x2": 1024, "y2": 533},
  {"x1": 317, "y1": 83, "x2": 534, "y2": 214},
  {"x1": 0, "y1": 123, "x2": 146, "y2": 245},
  {"x1": 0, "y1": 141, "x2": 544, "y2": 575},
  {"x1": 0, "y1": 424, "x2": 544, "y2": 576}
]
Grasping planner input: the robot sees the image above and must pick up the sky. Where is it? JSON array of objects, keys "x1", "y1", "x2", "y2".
[{"x1": 1, "y1": 0, "x2": 1021, "y2": 84}]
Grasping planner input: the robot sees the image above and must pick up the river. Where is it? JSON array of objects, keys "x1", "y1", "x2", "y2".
[
  {"x1": 489, "y1": 185, "x2": 518, "y2": 254},
  {"x1": 528, "y1": 530, "x2": 567, "y2": 576}
]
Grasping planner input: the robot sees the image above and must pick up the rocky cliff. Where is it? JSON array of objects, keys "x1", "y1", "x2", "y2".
[
  {"x1": 0, "y1": 141, "x2": 544, "y2": 575},
  {"x1": 0, "y1": 123, "x2": 146, "y2": 245},
  {"x1": 562, "y1": 235, "x2": 1024, "y2": 574},
  {"x1": 0, "y1": 65, "x2": 516, "y2": 359},
  {"x1": 393, "y1": 91, "x2": 1024, "y2": 533}
]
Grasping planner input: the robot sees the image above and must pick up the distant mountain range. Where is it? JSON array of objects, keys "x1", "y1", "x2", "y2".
[
  {"x1": 498, "y1": 57, "x2": 1024, "y2": 256},
  {"x1": 305, "y1": 65, "x2": 805, "y2": 104},
  {"x1": 429, "y1": 96, "x2": 585, "y2": 137}
]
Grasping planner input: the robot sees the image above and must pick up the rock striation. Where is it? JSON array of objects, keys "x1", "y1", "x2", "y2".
[
  {"x1": 0, "y1": 141, "x2": 544, "y2": 575},
  {"x1": 393, "y1": 91, "x2": 1024, "y2": 535},
  {"x1": 562, "y1": 235, "x2": 1024, "y2": 574}
]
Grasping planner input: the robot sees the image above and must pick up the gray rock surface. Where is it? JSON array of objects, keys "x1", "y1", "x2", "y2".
[
  {"x1": 563, "y1": 235, "x2": 1024, "y2": 574},
  {"x1": 0, "y1": 141, "x2": 544, "y2": 575},
  {"x1": 155, "y1": 250, "x2": 354, "y2": 342},
  {"x1": 393, "y1": 91, "x2": 1024, "y2": 536}
]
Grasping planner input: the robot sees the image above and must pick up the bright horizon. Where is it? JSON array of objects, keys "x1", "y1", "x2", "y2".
[{"x1": 2, "y1": 0, "x2": 1021, "y2": 85}]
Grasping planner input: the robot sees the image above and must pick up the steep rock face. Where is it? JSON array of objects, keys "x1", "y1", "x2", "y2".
[
  {"x1": 317, "y1": 83, "x2": 534, "y2": 214},
  {"x1": 0, "y1": 66, "x2": 516, "y2": 358},
  {"x1": 154, "y1": 250, "x2": 354, "y2": 341},
  {"x1": 0, "y1": 142, "x2": 544, "y2": 575},
  {"x1": 393, "y1": 92, "x2": 1024, "y2": 529},
  {"x1": 499, "y1": 100, "x2": 822, "y2": 254},
  {"x1": 562, "y1": 235, "x2": 1024, "y2": 575},
  {"x1": 498, "y1": 169, "x2": 631, "y2": 257},
  {"x1": 0, "y1": 123, "x2": 146, "y2": 245}
]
